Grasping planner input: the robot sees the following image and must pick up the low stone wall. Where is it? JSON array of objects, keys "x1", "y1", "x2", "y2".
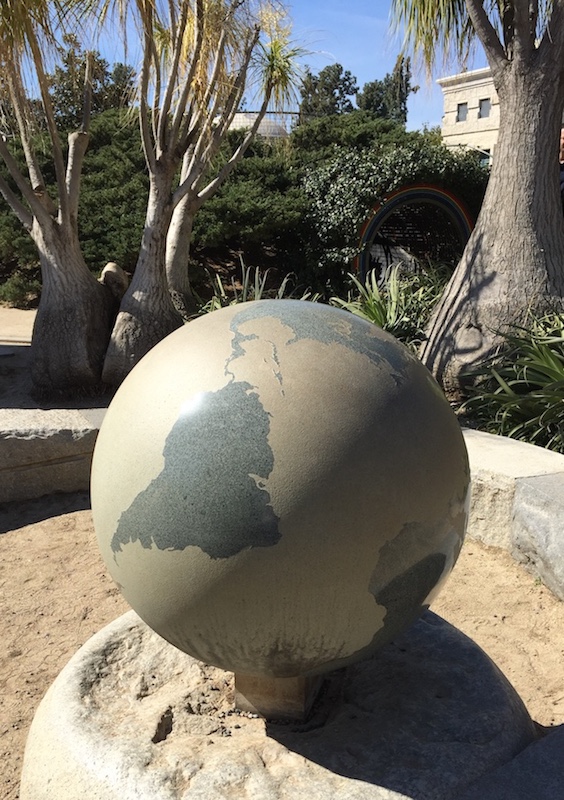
[
  {"x1": 464, "y1": 428, "x2": 564, "y2": 600},
  {"x1": 0, "y1": 408, "x2": 105, "y2": 504}
]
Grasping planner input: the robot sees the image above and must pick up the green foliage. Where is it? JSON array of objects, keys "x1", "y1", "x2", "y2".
[
  {"x1": 78, "y1": 109, "x2": 148, "y2": 274},
  {"x1": 291, "y1": 112, "x2": 413, "y2": 162},
  {"x1": 0, "y1": 266, "x2": 41, "y2": 307},
  {"x1": 330, "y1": 263, "x2": 448, "y2": 350},
  {"x1": 302, "y1": 134, "x2": 488, "y2": 280},
  {"x1": 462, "y1": 314, "x2": 564, "y2": 452},
  {"x1": 299, "y1": 64, "x2": 359, "y2": 118},
  {"x1": 356, "y1": 56, "x2": 418, "y2": 125},
  {"x1": 48, "y1": 36, "x2": 135, "y2": 131}
]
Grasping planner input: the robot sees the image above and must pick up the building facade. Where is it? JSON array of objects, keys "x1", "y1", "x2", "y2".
[{"x1": 437, "y1": 67, "x2": 499, "y2": 162}]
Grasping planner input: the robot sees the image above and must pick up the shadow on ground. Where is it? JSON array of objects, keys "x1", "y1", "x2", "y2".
[{"x1": 0, "y1": 491, "x2": 91, "y2": 534}]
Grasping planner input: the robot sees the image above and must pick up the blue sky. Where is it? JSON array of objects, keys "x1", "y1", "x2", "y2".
[{"x1": 288, "y1": 0, "x2": 482, "y2": 131}]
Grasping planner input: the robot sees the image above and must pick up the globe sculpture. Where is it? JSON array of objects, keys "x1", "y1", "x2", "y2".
[{"x1": 92, "y1": 299, "x2": 469, "y2": 717}]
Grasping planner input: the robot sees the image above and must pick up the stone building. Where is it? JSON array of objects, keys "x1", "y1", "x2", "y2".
[{"x1": 437, "y1": 67, "x2": 499, "y2": 163}]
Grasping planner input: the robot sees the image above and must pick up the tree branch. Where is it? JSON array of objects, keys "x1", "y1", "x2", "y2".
[
  {"x1": 157, "y1": 0, "x2": 191, "y2": 151},
  {"x1": 66, "y1": 131, "x2": 90, "y2": 235},
  {"x1": 177, "y1": 23, "x2": 230, "y2": 150},
  {"x1": 139, "y1": 23, "x2": 158, "y2": 173},
  {"x1": 511, "y1": 0, "x2": 536, "y2": 58},
  {"x1": 170, "y1": 0, "x2": 205, "y2": 146},
  {"x1": 185, "y1": 85, "x2": 273, "y2": 209},
  {"x1": 0, "y1": 172, "x2": 33, "y2": 229},
  {"x1": 6, "y1": 70, "x2": 47, "y2": 199},
  {"x1": 26, "y1": 28, "x2": 70, "y2": 227},
  {"x1": 465, "y1": 0, "x2": 507, "y2": 74},
  {"x1": 538, "y1": 0, "x2": 564, "y2": 60},
  {"x1": 0, "y1": 136, "x2": 50, "y2": 226}
]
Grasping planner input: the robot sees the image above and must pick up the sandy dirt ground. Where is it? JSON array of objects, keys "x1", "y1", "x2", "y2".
[{"x1": 1, "y1": 495, "x2": 564, "y2": 799}]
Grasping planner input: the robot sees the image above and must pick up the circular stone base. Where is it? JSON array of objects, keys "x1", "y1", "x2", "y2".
[{"x1": 21, "y1": 611, "x2": 537, "y2": 800}]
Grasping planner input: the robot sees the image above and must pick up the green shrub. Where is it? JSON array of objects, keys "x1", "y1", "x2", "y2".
[
  {"x1": 462, "y1": 314, "x2": 564, "y2": 452},
  {"x1": 0, "y1": 267, "x2": 42, "y2": 308}
]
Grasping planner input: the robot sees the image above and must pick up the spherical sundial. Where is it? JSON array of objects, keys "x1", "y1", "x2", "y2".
[{"x1": 91, "y1": 299, "x2": 469, "y2": 716}]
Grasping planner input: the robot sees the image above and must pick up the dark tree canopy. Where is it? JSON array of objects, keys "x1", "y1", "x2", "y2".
[
  {"x1": 299, "y1": 63, "x2": 359, "y2": 119},
  {"x1": 356, "y1": 56, "x2": 418, "y2": 125},
  {"x1": 48, "y1": 36, "x2": 135, "y2": 130}
]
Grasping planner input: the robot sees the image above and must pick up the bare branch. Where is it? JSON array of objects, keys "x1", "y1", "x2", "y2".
[
  {"x1": 139, "y1": 22, "x2": 158, "y2": 173},
  {"x1": 0, "y1": 136, "x2": 50, "y2": 225},
  {"x1": 177, "y1": 23, "x2": 231, "y2": 149},
  {"x1": 538, "y1": 0, "x2": 564, "y2": 59},
  {"x1": 0, "y1": 171, "x2": 33, "y2": 229},
  {"x1": 6, "y1": 70, "x2": 46, "y2": 196},
  {"x1": 186, "y1": 86, "x2": 273, "y2": 209},
  {"x1": 511, "y1": 0, "x2": 536, "y2": 57},
  {"x1": 81, "y1": 51, "x2": 94, "y2": 133},
  {"x1": 157, "y1": 0, "x2": 191, "y2": 151},
  {"x1": 170, "y1": 0, "x2": 205, "y2": 145},
  {"x1": 66, "y1": 131, "x2": 90, "y2": 235},
  {"x1": 26, "y1": 27, "x2": 70, "y2": 227},
  {"x1": 465, "y1": 0, "x2": 507, "y2": 74}
]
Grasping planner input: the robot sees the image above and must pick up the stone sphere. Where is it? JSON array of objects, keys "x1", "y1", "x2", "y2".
[{"x1": 91, "y1": 300, "x2": 469, "y2": 678}]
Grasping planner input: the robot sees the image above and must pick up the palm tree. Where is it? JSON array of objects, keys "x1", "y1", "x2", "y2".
[
  {"x1": 99, "y1": 0, "x2": 301, "y2": 386},
  {"x1": 0, "y1": 2, "x2": 116, "y2": 393},
  {"x1": 392, "y1": 0, "x2": 564, "y2": 396}
]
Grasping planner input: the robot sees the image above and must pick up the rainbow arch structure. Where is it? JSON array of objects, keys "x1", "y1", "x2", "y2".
[{"x1": 356, "y1": 184, "x2": 474, "y2": 279}]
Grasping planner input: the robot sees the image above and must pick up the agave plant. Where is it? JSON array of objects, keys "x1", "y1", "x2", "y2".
[{"x1": 462, "y1": 314, "x2": 564, "y2": 452}]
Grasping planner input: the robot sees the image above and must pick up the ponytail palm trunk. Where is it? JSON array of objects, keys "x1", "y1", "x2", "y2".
[
  {"x1": 0, "y1": 8, "x2": 115, "y2": 394},
  {"x1": 102, "y1": 168, "x2": 183, "y2": 384},
  {"x1": 392, "y1": 0, "x2": 564, "y2": 395},
  {"x1": 103, "y1": 0, "x2": 299, "y2": 384}
]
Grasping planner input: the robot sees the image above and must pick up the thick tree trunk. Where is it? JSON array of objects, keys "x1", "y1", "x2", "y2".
[
  {"x1": 165, "y1": 197, "x2": 198, "y2": 319},
  {"x1": 30, "y1": 220, "x2": 115, "y2": 396},
  {"x1": 421, "y1": 63, "x2": 564, "y2": 397},
  {"x1": 102, "y1": 174, "x2": 183, "y2": 386}
]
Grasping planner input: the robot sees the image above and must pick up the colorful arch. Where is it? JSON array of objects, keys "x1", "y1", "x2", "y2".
[{"x1": 356, "y1": 184, "x2": 474, "y2": 279}]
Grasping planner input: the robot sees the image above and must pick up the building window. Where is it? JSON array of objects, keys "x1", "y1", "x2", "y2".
[
  {"x1": 478, "y1": 98, "x2": 491, "y2": 119},
  {"x1": 456, "y1": 102, "x2": 468, "y2": 122},
  {"x1": 478, "y1": 148, "x2": 491, "y2": 166}
]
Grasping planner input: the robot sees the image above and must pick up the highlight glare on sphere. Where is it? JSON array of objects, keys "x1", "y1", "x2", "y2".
[{"x1": 91, "y1": 300, "x2": 470, "y2": 678}]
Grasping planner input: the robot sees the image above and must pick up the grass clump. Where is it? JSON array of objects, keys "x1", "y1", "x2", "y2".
[{"x1": 330, "y1": 262, "x2": 448, "y2": 351}]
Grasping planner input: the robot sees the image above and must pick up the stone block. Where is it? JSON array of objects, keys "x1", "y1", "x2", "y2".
[
  {"x1": 512, "y1": 473, "x2": 564, "y2": 601},
  {"x1": 0, "y1": 409, "x2": 99, "y2": 503},
  {"x1": 21, "y1": 611, "x2": 537, "y2": 800}
]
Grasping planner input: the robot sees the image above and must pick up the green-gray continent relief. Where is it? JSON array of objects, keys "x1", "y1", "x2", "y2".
[
  {"x1": 111, "y1": 380, "x2": 280, "y2": 558},
  {"x1": 229, "y1": 301, "x2": 412, "y2": 379}
]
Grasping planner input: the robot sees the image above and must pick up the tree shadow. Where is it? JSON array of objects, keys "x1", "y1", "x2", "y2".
[{"x1": 421, "y1": 230, "x2": 497, "y2": 390}]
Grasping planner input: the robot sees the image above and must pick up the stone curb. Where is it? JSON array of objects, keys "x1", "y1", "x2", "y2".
[
  {"x1": 0, "y1": 408, "x2": 102, "y2": 504},
  {"x1": 463, "y1": 429, "x2": 564, "y2": 600}
]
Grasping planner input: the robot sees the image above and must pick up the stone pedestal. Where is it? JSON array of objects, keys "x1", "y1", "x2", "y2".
[{"x1": 21, "y1": 610, "x2": 537, "y2": 800}]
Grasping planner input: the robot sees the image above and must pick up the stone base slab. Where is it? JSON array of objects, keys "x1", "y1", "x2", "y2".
[{"x1": 21, "y1": 610, "x2": 537, "y2": 800}]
